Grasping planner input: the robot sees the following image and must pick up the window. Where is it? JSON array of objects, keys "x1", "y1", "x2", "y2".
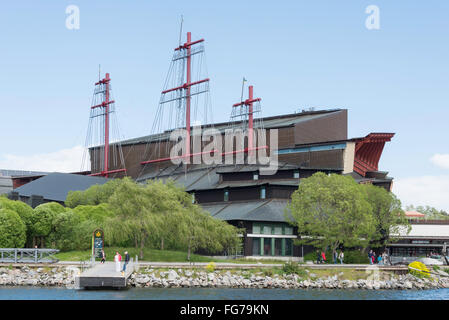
[
  {"x1": 260, "y1": 186, "x2": 266, "y2": 199},
  {"x1": 224, "y1": 189, "x2": 229, "y2": 202},
  {"x1": 284, "y1": 226, "x2": 293, "y2": 235},
  {"x1": 252, "y1": 224, "x2": 261, "y2": 234},
  {"x1": 253, "y1": 173, "x2": 259, "y2": 180},
  {"x1": 293, "y1": 170, "x2": 299, "y2": 179},
  {"x1": 191, "y1": 193, "x2": 195, "y2": 204},
  {"x1": 262, "y1": 225, "x2": 271, "y2": 235}
]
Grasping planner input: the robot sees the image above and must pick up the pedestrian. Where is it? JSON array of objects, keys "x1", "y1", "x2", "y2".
[
  {"x1": 114, "y1": 251, "x2": 121, "y2": 272},
  {"x1": 372, "y1": 252, "x2": 377, "y2": 264},
  {"x1": 368, "y1": 250, "x2": 373, "y2": 264},
  {"x1": 100, "y1": 249, "x2": 106, "y2": 264},
  {"x1": 321, "y1": 251, "x2": 326, "y2": 264},
  {"x1": 338, "y1": 250, "x2": 344, "y2": 264},
  {"x1": 122, "y1": 251, "x2": 130, "y2": 274},
  {"x1": 377, "y1": 254, "x2": 382, "y2": 265},
  {"x1": 316, "y1": 250, "x2": 321, "y2": 264},
  {"x1": 332, "y1": 249, "x2": 337, "y2": 264}
]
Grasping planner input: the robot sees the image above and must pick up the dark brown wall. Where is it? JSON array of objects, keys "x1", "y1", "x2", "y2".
[
  {"x1": 294, "y1": 110, "x2": 347, "y2": 145},
  {"x1": 279, "y1": 149, "x2": 344, "y2": 168}
]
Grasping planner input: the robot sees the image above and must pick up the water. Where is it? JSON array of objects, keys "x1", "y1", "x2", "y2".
[{"x1": 1, "y1": 287, "x2": 449, "y2": 300}]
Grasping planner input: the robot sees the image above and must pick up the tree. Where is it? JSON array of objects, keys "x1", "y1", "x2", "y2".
[
  {"x1": 361, "y1": 183, "x2": 410, "y2": 247},
  {"x1": 406, "y1": 204, "x2": 449, "y2": 220},
  {"x1": 286, "y1": 172, "x2": 376, "y2": 252},
  {"x1": 0, "y1": 198, "x2": 33, "y2": 246},
  {"x1": 0, "y1": 208, "x2": 26, "y2": 248},
  {"x1": 31, "y1": 202, "x2": 67, "y2": 248}
]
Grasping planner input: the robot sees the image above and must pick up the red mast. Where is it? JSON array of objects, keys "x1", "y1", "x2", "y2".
[
  {"x1": 141, "y1": 32, "x2": 210, "y2": 165},
  {"x1": 87, "y1": 73, "x2": 127, "y2": 177},
  {"x1": 232, "y1": 85, "x2": 262, "y2": 153}
]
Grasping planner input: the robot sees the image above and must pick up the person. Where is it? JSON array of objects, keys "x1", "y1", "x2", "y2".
[
  {"x1": 338, "y1": 250, "x2": 344, "y2": 264},
  {"x1": 332, "y1": 250, "x2": 337, "y2": 264},
  {"x1": 321, "y1": 251, "x2": 326, "y2": 264},
  {"x1": 377, "y1": 254, "x2": 382, "y2": 265},
  {"x1": 122, "y1": 251, "x2": 130, "y2": 274},
  {"x1": 316, "y1": 250, "x2": 321, "y2": 264},
  {"x1": 368, "y1": 250, "x2": 374, "y2": 264},
  {"x1": 114, "y1": 251, "x2": 121, "y2": 272},
  {"x1": 100, "y1": 249, "x2": 106, "y2": 264}
]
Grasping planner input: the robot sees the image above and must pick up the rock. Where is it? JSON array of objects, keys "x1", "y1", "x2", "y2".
[
  {"x1": 309, "y1": 273, "x2": 316, "y2": 278},
  {"x1": 167, "y1": 270, "x2": 178, "y2": 281}
]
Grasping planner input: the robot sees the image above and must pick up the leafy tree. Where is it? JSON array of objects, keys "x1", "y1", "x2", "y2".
[
  {"x1": 286, "y1": 172, "x2": 376, "y2": 252},
  {"x1": 65, "y1": 179, "x2": 126, "y2": 208},
  {"x1": 0, "y1": 198, "x2": 33, "y2": 246},
  {"x1": 0, "y1": 208, "x2": 26, "y2": 248},
  {"x1": 31, "y1": 202, "x2": 67, "y2": 248},
  {"x1": 361, "y1": 183, "x2": 410, "y2": 247}
]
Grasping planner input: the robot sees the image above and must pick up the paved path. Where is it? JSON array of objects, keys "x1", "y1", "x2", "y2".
[{"x1": 80, "y1": 261, "x2": 134, "y2": 278}]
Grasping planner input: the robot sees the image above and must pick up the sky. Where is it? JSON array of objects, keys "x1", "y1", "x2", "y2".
[{"x1": 0, "y1": 1, "x2": 448, "y2": 211}]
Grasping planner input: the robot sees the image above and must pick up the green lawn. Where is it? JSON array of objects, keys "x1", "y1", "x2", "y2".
[{"x1": 54, "y1": 247, "x2": 286, "y2": 264}]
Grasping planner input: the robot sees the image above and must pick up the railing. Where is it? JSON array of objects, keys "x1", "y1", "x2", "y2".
[
  {"x1": 0, "y1": 248, "x2": 59, "y2": 263},
  {"x1": 79, "y1": 257, "x2": 95, "y2": 273}
]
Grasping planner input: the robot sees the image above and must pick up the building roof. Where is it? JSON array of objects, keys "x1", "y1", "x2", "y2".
[
  {"x1": 405, "y1": 211, "x2": 426, "y2": 218},
  {"x1": 12, "y1": 172, "x2": 109, "y2": 202},
  {"x1": 202, "y1": 199, "x2": 293, "y2": 223},
  {"x1": 103, "y1": 109, "x2": 345, "y2": 147}
]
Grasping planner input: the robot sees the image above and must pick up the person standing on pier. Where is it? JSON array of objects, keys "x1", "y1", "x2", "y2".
[
  {"x1": 114, "y1": 251, "x2": 121, "y2": 272},
  {"x1": 122, "y1": 251, "x2": 130, "y2": 275},
  {"x1": 338, "y1": 250, "x2": 344, "y2": 264},
  {"x1": 100, "y1": 250, "x2": 106, "y2": 264}
]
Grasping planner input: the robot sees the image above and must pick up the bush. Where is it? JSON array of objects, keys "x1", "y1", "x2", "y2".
[
  {"x1": 0, "y1": 208, "x2": 26, "y2": 248},
  {"x1": 205, "y1": 262, "x2": 216, "y2": 272},
  {"x1": 282, "y1": 261, "x2": 300, "y2": 274},
  {"x1": 408, "y1": 261, "x2": 431, "y2": 279}
]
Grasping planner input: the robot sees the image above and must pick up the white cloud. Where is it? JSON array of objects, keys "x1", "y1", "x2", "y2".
[
  {"x1": 430, "y1": 154, "x2": 449, "y2": 170},
  {"x1": 0, "y1": 145, "x2": 88, "y2": 173},
  {"x1": 393, "y1": 175, "x2": 449, "y2": 212}
]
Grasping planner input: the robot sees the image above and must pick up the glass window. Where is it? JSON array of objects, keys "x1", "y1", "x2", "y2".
[
  {"x1": 263, "y1": 225, "x2": 271, "y2": 235},
  {"x1": 274, "y1": 238, "x2": 282, "y2": 256},
  {"x1": 252, "y1": 238, "x2": 261, "y2": 256},
  {"x1": 252, "y1": 224, "x2": 261, "y2": 234},
  {"x1": 253, "y1": 173, "x2": 259, "y2": 180},
  {"x1": 274, "y1": 226, "x2": 282, "y2": 235},
  {"x1": 293, "y1": 170, "x2": 299, "y2": 179},
  {"x1": 284, "y1": 226, "x2": 293, "y2": 235},
  {"x1": 224, "y1": 189, "x2": 229, "y2": 202},
  {"x1": 285, "y1": 238, "x2": 293, "y2": 256},
  {"x1": 260, "y1": 187, "x2": 266, "y2": 199},
  {"x1": 264, "y1": 238, "x2": 271, "y2": 256},
  {"x1": 191, "y1": 193, "x2": 195, "y2": 204}
]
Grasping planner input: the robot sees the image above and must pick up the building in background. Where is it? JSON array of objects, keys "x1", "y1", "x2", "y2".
[{"x1": 88, "y1": 108, "x2": 395, "y2": 260}]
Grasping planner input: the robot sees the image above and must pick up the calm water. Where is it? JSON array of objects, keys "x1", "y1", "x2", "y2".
[{"x1": 1, "y1": 287, "x2": 449, "y2": 300}]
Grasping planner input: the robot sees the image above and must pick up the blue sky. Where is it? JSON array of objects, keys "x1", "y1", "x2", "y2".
[{"x1": 0, "y1": 1, "x2": 448, "y2": 210}]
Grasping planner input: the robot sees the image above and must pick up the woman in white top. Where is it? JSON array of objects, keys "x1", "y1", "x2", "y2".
[
  {"x1": 114, "y1": 252, "x2": 121, "y2": 272},
  {"x1": 338, "y1": 251, "x2": 344, "y2": 264}
]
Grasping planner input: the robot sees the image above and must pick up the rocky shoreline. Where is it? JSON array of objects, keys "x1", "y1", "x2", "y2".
[{"x1": 1, "y1": 265, "x2": 449, "y2": 290}]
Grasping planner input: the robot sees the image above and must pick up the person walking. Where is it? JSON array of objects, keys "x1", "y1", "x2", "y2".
[
  {"x1": 316, "y1": 250, "x2": 321, "y2": 264},
  {"x1": 321, "y1": 251, "x2": 326, "y2": 264},
  {"x1": 114, "y1": 251, "x2": 121, "y2": 272},
  {"x1": 100, "y1": 249, "x2": 106, "y2": 264},
  {"x1": 338, "y1": 250, "x2": 344, "y2": 264},
  {"x1": 332, "y1": 250, "x2": 337, "y2": 264},
  {"x1": 122, "y1": 251, "x2": 130, "y2": 275},
  {"x1": 368, "y1": 250, "x2": 374, "y2": 265}
]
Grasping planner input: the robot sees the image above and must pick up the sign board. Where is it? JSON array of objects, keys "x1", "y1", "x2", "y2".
[{"x1": 92, "y1": 229, "x2": 104, "y2": 258}]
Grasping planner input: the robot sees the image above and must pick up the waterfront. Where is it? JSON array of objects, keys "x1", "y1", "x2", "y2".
[{"x1": 1, "y1": 287, "x2": 449, "y2": 300}]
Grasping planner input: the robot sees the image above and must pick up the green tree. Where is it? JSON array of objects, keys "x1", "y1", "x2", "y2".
[
  {"x1": 286, "y1": 172, "x2": 376, "y2": 252},
  {"x1": 406, "y1": 204, "x2": 449, "y2": 220},
  {"x1": 0, "y1": 208, "x2": 26, "y2": 248},
  {"x1": 362, "y1": 183, "x2": 410, "y2": 247},
  {"x1": 0, "y1": 198, "x2": 33, "y2": 246},
  {"x1": 31, "y1": 202, "x2": 67, "y2": 248}
]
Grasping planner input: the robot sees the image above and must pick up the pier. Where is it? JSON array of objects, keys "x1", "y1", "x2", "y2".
[{"x1": 75, "y1": 260, "x2": 136, "y2": 289}]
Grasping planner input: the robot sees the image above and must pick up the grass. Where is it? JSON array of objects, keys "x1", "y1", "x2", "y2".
[{"x1": 54, "y1": 247, "x2": 286, "y2": 264}]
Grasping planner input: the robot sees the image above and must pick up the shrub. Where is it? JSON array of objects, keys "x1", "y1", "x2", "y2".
[
  {"x1": 282, "y1": 261, "x2": 300, "y2": 274},
  {"x1": 408, "y1": 261, "x2": 431, "y2": 279},
  {"x1": 205, "y1": 262, "x2": 216, "y2": 272},
  {"x1": 0, "y1": 208, "x2": 26, "y2": 248}
]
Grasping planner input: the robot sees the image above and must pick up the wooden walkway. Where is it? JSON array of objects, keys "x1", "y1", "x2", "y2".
[{"x1": 75, "y1": 261, "x2": 134, "y2": 289}]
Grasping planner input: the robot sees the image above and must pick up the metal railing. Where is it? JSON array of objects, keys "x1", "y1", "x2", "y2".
[{"x1": 0, "y1": 248, "x2": 59, "y2": 263}]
